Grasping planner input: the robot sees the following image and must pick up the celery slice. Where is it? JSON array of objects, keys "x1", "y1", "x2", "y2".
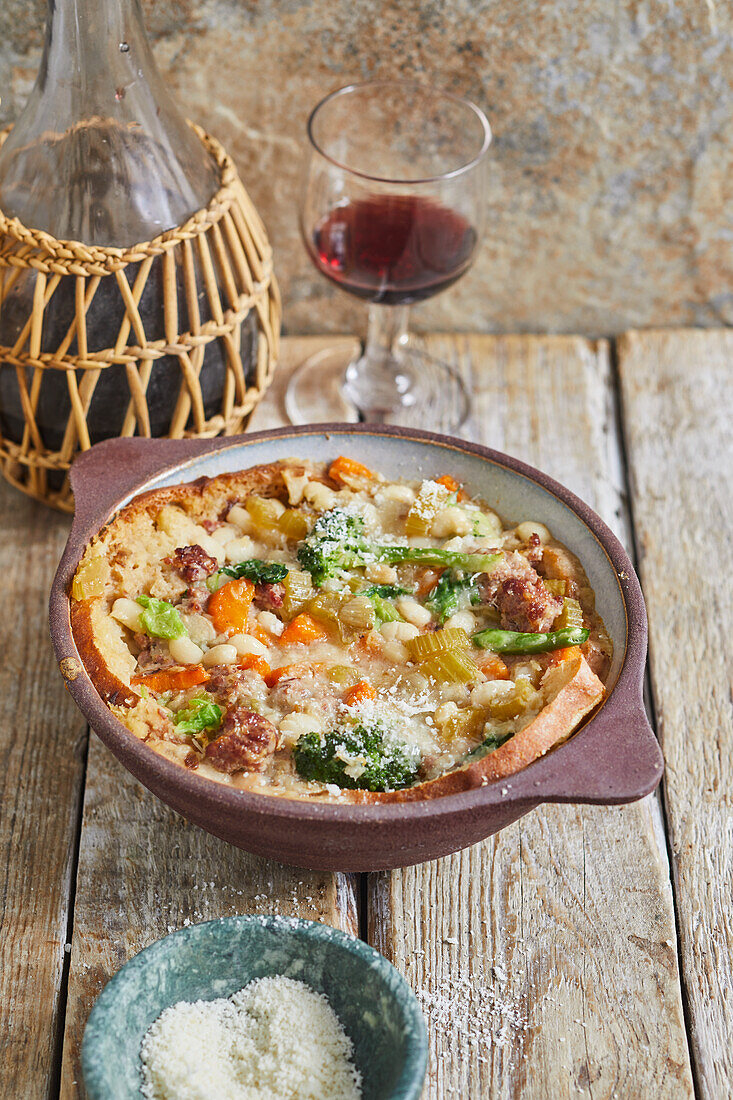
[
  {"x1": 420, "y1": 649, "x2": 481, "y2": 684},
  {"x1": 554, "y1": 597, "x2": 584, "y2": 630},
  {"x1": 246, "y1": 495, "x2": 282, "y2": 530},
  {"x1": 441, "y1": 707, "x2": 485, "y2": 741},
  {"x1": 282, "y1": 569, "x2": 313, "y2": 619},
  {"x1": 404, "y1": 481, "x2": 452, "y2": 536},
  {"x1": 71, "y1": 554, "x2": 106, "y2": 600},
  {"x1": 406, "y1": 628, "x2": 471, "y2": 660},
  {"x1": 278, "y1": 509, "x2": 309, "y2": 540},
  {"x1": 487, "y1": 679, "x2": 540, "y2": 720}
]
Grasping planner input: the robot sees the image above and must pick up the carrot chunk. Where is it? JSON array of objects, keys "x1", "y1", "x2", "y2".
[
  {"x1": 343, "y1": 680, "x2": 378, "y2": 706},
  {"x1": 476, "y1": 654, "x2": 510, "y2": 680},
  {"x1": 238, "y1": 655, "x2": 271, "y2": 678},
  {"x1": 328, "y1": 455, "x2": 375, "y2": 486},
  {"x1": 415, "y1": 567, "x2": 445, "y2": 598},
  {"x1": 435, "y1": 474, "x2": 467, "y2": 501},
  {"x1": 208, "y1": 577, "x2": 255, "y2": 636},
  {"x1": 265, "y1": 661, "x2": 325, "y2": 688},
  {"x1": 547, "y1": 645, "x2": 582, "y2": 667},
  {"x1": 279, "y1": 612, "x2": 329, "y2": 646},
  {"x1": 132, "y1": 665, "x2": 209, "y2": 693}
]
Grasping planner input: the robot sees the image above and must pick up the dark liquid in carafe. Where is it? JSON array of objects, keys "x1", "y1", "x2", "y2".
[
  {"x1": 0, "y1": 122, "x2": 258, "y2": 472},
  {"x1": 0, "y1": 262, "x2": 258, "y2": 454}
]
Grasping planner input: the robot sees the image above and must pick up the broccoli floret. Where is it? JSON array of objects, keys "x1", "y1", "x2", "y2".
[
  {"x1": 293, "y1": 721, "x2": 421, "y2": 792},
  {"x1": 425, "y1": 570, "x2": 482, "y2": 624},
  {"x1": 297, "y1": 508, "x2": 500, "y2": 587},
  {"x1": 297, "y1": 509, "x2": 371, "y2": 586}
]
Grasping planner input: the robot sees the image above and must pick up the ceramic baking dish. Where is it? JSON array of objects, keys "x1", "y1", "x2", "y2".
[{"x1": 49, "y1": 425, "x2": 663, "y2": 870}]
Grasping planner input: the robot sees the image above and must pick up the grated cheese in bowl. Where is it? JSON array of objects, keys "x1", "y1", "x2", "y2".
[{"x1": 140, "y1": 974, "x2": 362, "y2": 1100}]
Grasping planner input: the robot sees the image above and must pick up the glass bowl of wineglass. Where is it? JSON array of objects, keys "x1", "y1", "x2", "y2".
[{"x1": 285, "y1": 81, "x2": 492, "y2": 430}]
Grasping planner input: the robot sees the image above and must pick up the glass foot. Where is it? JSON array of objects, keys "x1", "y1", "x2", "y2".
[{"x1": 285, "y1": 343, "x2": 470, "y2": 432}]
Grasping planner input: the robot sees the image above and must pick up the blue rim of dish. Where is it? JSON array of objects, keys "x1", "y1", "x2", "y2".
[{"x1": 81, "y1": 913, "x2": 429, "y2": 1100}]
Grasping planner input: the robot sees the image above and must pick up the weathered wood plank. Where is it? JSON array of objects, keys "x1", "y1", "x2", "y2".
[
  {"x1": 59, "y1": 736, "x2": 358, "y2": 1098},
  {"x1": 618, "y1": 327, "x2": 733, "y2": 1100},
  {"x1": 0, "y1": 485, "x2": 88, "y2": 1099},
  {"x1": 367, "y1": 333, "x2": 694, "y2": 1099}
]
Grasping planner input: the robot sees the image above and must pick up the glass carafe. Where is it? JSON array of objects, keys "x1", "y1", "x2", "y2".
[{"x1": 0, "y1": 0, "x2": 258, "y2": 455}]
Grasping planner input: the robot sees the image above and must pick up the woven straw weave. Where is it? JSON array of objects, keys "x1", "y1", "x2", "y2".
[{"x1": 0, "y1": 123, "x2": 281, "y2": 512}]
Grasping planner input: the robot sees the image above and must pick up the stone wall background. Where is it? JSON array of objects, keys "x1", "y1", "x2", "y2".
[{"x1": 0, "y1": 0, "x2": 731, "y2": 337}]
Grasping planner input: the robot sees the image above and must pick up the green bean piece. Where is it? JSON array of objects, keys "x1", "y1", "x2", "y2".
[{"x1": 471, "y1": 626, "x2": 589, "y2": 654}]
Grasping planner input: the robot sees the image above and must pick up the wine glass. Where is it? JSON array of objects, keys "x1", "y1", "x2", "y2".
[{"x1": 285, "y1": 81, "x2": 491, "y2": 429}]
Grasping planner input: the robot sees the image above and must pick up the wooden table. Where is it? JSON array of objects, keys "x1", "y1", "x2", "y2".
[{"x1": 2, "y1": 329, "x2": 730, "y2": 1099}]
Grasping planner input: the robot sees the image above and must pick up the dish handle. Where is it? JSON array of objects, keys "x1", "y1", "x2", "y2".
[
  {"x1": 68, "y1": 436, "x2": 228, "y2": 534},
  {"x1": 526, "y1": 691, "x2": 663, "y2": 805}
]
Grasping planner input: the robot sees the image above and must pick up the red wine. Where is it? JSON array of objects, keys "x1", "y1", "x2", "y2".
[{"x1": 309, "y1": 195, "x2": 477, "y2": 305}]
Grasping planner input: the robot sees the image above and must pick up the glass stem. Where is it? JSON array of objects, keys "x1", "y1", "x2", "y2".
[
  {"x1": 342, "y1": 304, "x2": 417, "y2": 422},
  {"x1": 365, "y1": 303, "x2": 410, "y2": 359}
]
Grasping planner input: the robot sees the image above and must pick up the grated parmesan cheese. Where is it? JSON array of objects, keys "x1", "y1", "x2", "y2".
[{"x1": 140, "y1": 975, "x2": 362, "y2": 1100}]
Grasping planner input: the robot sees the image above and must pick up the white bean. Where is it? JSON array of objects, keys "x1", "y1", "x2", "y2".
[
  {"x1": 258, "y1": 610, "x2": 284, "y2": 636},
  {"x1": 366, "y1": 563, "x2": 398, "y2": 584},
  {"x1": 434, "y1": 701, "x2": 459, "y2": 727},
  {"x1": 515, "y1": 521, "x2": 551, "y2": 543},
  {"x1": 472, "y1": 680, "x2": 515, "y2": 707},
  {"x1": 303, "y1": 481, "x2": 337, "y2": 511},
  {"x1": 169, "y1": 636, "x2": 204, "y2": 665},
  {"x1": 225, "y1": 535, "x2": 256, "y2": 563},
  {"x1": 381, "y1": 639, "x2": 410, "y2": 664},
  {"x1": 379, "y1": 620, "x2": 420, "y2": 643},
  {"x1": 209, "y1": 523, "x2": 240, "y2": 546},
  {"x1": 380, "y1": 483, "x2": 416, "y2": 504},
  {"x1": 444, "y1": 610, "x2": 476, "y2": 634},
  {"x1": 229, "y1": 633, "x2": 268, "y2": 657},
  {"x1": 111, "y1": 597, "x2": 143, "y2": 633},
  {"x1": 179, "y1": 612, "x2": 216, "y2": 646},
  {"x1": 431, "y1": 506, "x2": 472, "y2": 538},
  {"x1": 202, "y1": 644, "x2": 238, "y2": 667},
  {"x1": 227, "y1": 504, "x2": 256, "y2": 534},
  {"x1": 395, "y1": 597, "x2": 433, "y2": 628},
  {"x1": 278, "y1": 712, "x2": 323, "y2": 747}
]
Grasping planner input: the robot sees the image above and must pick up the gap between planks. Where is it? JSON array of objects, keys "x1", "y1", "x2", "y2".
[
  {"x1": 0, "y1": 486, "x2": 88, "y2": 1100},
  {"x1": 617, "y1": 328, "x2": 733, "y2": 1100}
]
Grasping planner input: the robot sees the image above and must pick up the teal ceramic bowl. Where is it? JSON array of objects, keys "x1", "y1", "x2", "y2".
[{"x1": 82, "y1": 914, "x2": 427, "y2": 1100}]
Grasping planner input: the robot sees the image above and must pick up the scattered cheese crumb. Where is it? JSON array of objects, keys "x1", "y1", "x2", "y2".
[{"x1": 140, "y1": 975, "x2": 362, "y2": 1100}]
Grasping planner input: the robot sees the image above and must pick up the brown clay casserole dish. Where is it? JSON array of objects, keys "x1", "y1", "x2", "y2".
[{"x1": 50, "y1": 426, "x2": 663, "y2": 870}]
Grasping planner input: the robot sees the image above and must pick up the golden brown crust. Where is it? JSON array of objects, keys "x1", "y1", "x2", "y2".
[
  {"x1": 70, "y1": 598, "x2": 138, "y2": 706},
  {"x1": 109, "y1": 461, "x2": 292, "y2": 529}
]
